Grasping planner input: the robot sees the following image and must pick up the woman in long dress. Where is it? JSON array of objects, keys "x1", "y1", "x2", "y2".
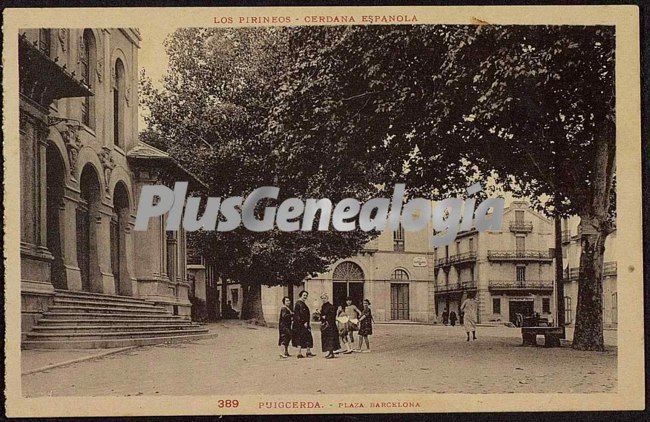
[
  {"x1": 319, "y1": 293, "x2": 340, "y2": 359},
  {"x1": 461, "y1": 293, "x2": 478, "y2": 341},
  {"x1": 292, "y1": 290, "x2": 315, "y2": 358},
  {"x1": 278, "y1": 296, "x2": 293, "y2": 358}
]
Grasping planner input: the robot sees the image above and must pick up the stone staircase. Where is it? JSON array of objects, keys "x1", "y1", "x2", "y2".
[{"x1": 23, "y1": 289, "x2": 215, "y2": 349}]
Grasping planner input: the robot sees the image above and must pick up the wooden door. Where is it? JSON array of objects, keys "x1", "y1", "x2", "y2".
[
  {"x1": 333, "y1": 281, "x2": 347, "y2": 308},
  {"x1": 391, "y1": 283, "x2": 410, "y2": 320}
]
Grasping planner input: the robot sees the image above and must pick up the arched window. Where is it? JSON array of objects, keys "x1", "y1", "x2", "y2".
[
  {"x1": 81, "y1": 29, "x2": 96, "y2": 128},
  {"x1": 113, "y1": 58, "x2": 125, "y2": 148},
  {"x1": 332, "y1": 261, "x2": 364, "y2": 308},
  {"x1": 392, "y1": 269, "x2": 409, "y2": 280},
  {"x1": 333, "y1": 261, "x2": 364, "y2": 281}
]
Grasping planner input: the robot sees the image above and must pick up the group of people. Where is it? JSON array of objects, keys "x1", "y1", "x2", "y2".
[
  {"x1": 442, "y1": 293, "x2": 478, "y2": 341},
  {"x1": 278, "y1": 290, "x2": 374, "y2": 359},
  {"x1": 441, "y1": 309, "x2": 461, "y2": 326}
]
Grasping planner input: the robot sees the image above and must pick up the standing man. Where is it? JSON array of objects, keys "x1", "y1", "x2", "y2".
[
  {"x1": 319, "y1": 293, "x2": 340, "y2": 359},
  {"x1": 461, "y1": 293, "x2": 478, "y2": 341},
  {"x1": 292, "y1": 290, "x2": 315, "y2": 358}
]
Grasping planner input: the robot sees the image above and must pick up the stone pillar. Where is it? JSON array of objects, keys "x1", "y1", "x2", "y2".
[
  {"x1": 62, "y1": 189, "x2": 82, "y2": 291},
  {"x1": 97, "y1": 202, "x2": 116, "y2": 294},
  {"x1": 476, "y1": 288, "x2": 492, "y2": 324},
  {"x1": 123, "y1": 218, "x2": 138, "y2": 296},
  {"x1": 20, "y1": 109, "x2": 54, "y2": 335},
  {"x1": 36, "y1": 137, "x2": 49, "y2": 256}
]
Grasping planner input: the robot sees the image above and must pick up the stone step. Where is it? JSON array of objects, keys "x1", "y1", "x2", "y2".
[
  {"x1": 54, "y1": 289, "x2": 153, "y2": 305},
  {"x1": 47, "y1": 305, "x2": 169, "y2": 314},
  {"x1": 32, "y1": 323, "x2": 202, "y2": 334},
  {"x1": 42, "y1": 312, "x2": 186, "y2": 320},
  {"x1": 26, "y1": 327, "x2": 209, "y2": 341},
  {"x1": 22, "y1": 332, "x2": 218, "y2": 349},
  {"x1": 53, "y1": 297, "x2": 161, "y2": 310},
  {"x1": 38, "y1": 317, "x2": 189, "y2": 325},
  {"x1": 23, "y1": 289, "x2": 211, "y2": 350}
]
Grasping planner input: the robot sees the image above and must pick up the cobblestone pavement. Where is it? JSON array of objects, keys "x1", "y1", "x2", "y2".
[{"x1": 22, "y1": 322, "x2": 617, "y2": 397}]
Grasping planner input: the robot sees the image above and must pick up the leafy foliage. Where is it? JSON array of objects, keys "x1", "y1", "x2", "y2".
[
  {"x1": 142, "y1": 25, "x2": 616, "y2": 342},
  {"x1": 274, "y1": 24, "x2": 615, "y2": 349},
  {"x1": 140, "y1": 28, "x2": 376, "y2": 301}
]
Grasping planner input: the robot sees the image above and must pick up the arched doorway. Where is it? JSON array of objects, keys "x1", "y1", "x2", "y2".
[
  {"x1": 111, "y1": 182, "x2": 131, "y2": 296},
  {"x1": 390, "y1": 268, "x2": 410, "y2": 320},
  {"x1": 77, "y1": 164, "x2": 102, "y2": 292},
  {"x1": 46, "y1": 143, "x2": 66, "y2": 289},
  {"x1": 332, "y1": 261, "x2": 364, "y2": 308}
]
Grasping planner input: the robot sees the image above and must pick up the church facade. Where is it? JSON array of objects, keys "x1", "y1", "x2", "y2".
[{"x1": 19, "y1": 28, "x2": 199, "y2": 341}]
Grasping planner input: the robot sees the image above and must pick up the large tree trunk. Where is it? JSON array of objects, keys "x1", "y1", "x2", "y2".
[
  {"x1": 572, "y1": 134, "x2": 614, "y2": 351},
  {"x1": 554, "y1": 217, "x2": 566, "y2": 331},
  {"x1": 220, "y1": 276, "x2": 228, "y2": 319},
  {"x1": 240, "y1": 283, "x2": 267, "y2": 326},
  {"x1": 572, "y1": 217, "x2": 607, "y2": 351}
]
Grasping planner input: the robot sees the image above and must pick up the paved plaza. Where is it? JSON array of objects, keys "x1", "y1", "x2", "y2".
[{"x1": 22, "y1": 322, "x2": 617, "y2": 397}]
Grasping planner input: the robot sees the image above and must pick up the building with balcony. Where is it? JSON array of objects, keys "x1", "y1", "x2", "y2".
[
  {"x1": 433, "y1": 201, "x2": 556, "y2": 325},
  {"x1": 19, "y1": 28, "x2": 210, "y2": 348},
  {"x1": 560, "y1": 217, "x2": 618, "y2": 328},
  {"x1": 261, "y1": 220, "x2": 436, "y2": 324}
]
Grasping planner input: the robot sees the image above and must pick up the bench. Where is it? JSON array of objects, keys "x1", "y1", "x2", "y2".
[{"x1": 521, "y1": 326, "x2": 565, "y2": 347}]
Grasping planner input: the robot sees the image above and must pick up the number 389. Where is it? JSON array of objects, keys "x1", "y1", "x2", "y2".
[{"x1": 218, "y1": 399, "x2": 239, "y2": 408}]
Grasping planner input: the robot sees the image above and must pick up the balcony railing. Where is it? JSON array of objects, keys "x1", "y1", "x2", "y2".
[
  {"x1": 449, "y1": 251, "x2": 477, "y2": 265},
  {"x1": 509, "y1": 221, "x2": 533, "y2": 233},
  {"x1": 604, "y1": 261, "x2": 617, "y2": 277},
  {"x1": 436, "y1": 281, "x2": 477, "y2": 293},
  {"x1": 488, "y1": 280, "x2": 554, "y2": 290},
  {"x1": 487, "y1": 250, "x2": 553, "y2": 262},
  {"x1": 435, "y1": 251, "x2": 477, "y2": 268},
  {"x1": 435, "y1": 256, "x2": 452, "y2": 268},
  {"x1": 566, "y1": 267, "x2": 580, "y2": 281},
  {"x1": 565, "y1": 263, "x2": 617, "y2": 280}
]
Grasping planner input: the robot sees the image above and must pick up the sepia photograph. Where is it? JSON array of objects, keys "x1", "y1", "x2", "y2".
[{"x1": 3, "y1": 5, "x2": 644, "y2": 417}]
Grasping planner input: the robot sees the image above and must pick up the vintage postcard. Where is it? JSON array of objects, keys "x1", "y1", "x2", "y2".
[{"x1": 3, "y1": 5, "x2": 644, "y2": 417}]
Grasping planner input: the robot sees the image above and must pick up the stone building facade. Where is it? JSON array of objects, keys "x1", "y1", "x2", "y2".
[
  {"x1": 561, "y1": 217, "x2": 618, "y2": 328},
  {"x1": 19, "y1": 28, "x2": 195, "y2": 336},
  {"x1": 262, "y1": 218, "x2": 437, "y2": 324},
  {"x1": 261, "y1": 200, "x2": 557, "y2": 326},
  {"x1": 433, "y1": 201, "x2": 556, "y2": 325}
]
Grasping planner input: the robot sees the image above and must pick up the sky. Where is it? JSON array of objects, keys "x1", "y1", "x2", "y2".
[{"x1": 137, "y1": 27, "x2": 173, "y2": 131}]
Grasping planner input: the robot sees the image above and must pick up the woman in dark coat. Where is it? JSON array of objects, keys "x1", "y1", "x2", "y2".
[
  {"x1": 319, "y1": 293, "x2": 340, "y2": 359},
  {"x1": 278, "y1": 296, "x2": 293, "y2": 358},
  {"x1": 292, "y1": 290, "x2": 315, "y2": 358}
]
